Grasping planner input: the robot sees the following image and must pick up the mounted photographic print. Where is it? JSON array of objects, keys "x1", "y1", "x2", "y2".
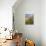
[{"x1": 25, "y1": 13, "x2": 34, "y2": 25}]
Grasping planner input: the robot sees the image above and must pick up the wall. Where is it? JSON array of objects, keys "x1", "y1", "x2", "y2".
[
  {"x1": 41, "y1": 0, "x2": 46, "y2": 46},
  {"x1": 13, "y1": 0, "x2": 41, "y2": 46},
  {"x1": 0, "y1": 0, "x2": 16, "y2": 30}
]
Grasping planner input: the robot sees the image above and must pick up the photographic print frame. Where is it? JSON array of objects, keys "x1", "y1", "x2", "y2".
[{"x1": 25, "y1": 13, "x2": 34, "y2": 25}]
